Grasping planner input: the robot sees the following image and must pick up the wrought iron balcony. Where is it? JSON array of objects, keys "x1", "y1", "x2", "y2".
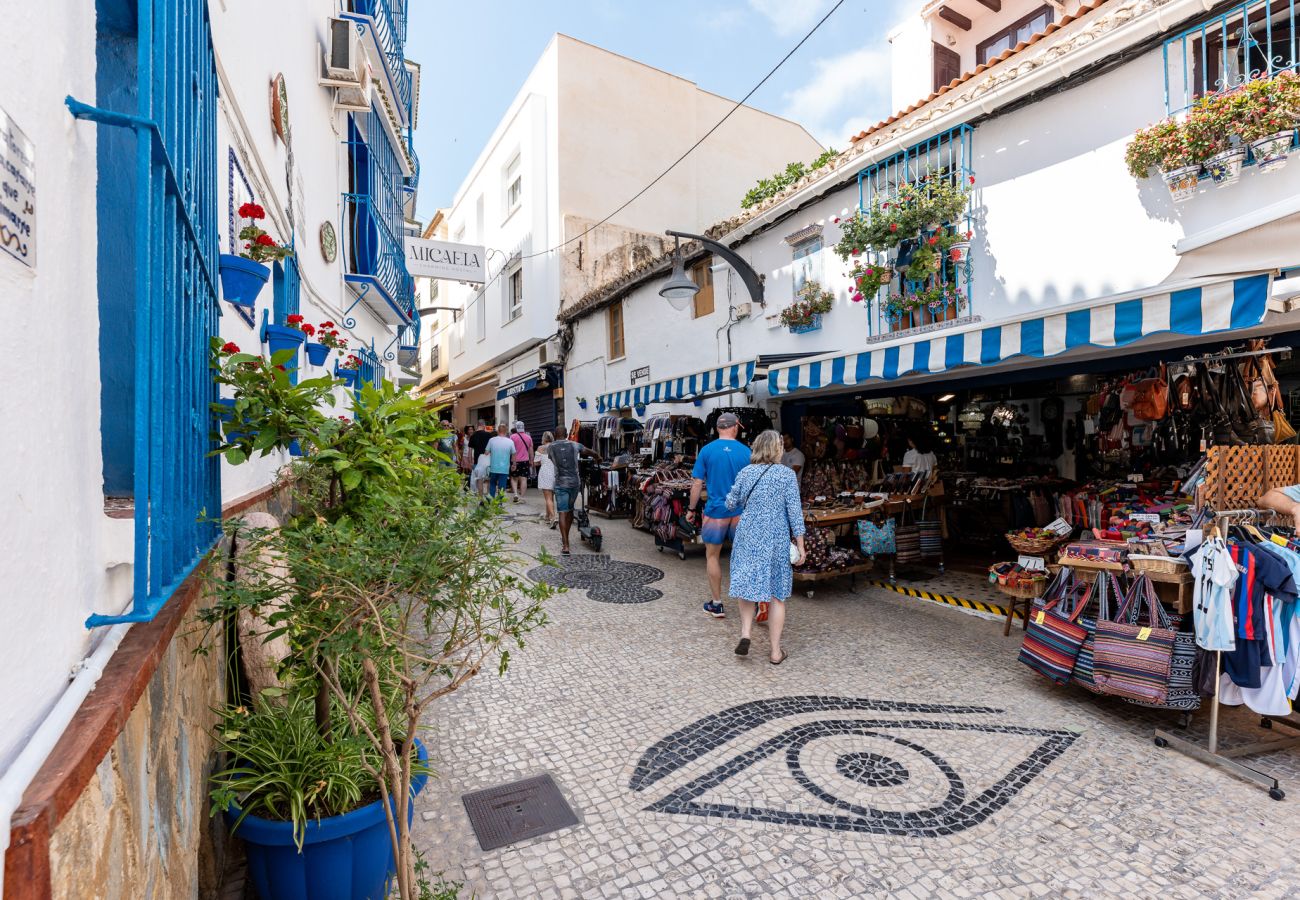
[
  {"x1": 351, "y1": 0, "x2": 412, "y2": 119},
  {"x1": 1165, "y1": 0, "x2": 1300, "y2": 113}
]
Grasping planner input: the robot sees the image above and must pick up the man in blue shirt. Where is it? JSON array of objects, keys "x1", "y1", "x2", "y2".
[
  {"x1": 686, "y1": 412, "x2": 752, "y2": 618},
  {"x1": 486, "y1": 424, "x2": 516, "y2": 499}
]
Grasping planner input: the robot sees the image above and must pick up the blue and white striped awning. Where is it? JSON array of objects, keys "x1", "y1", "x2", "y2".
[
  {"x1": 767, "y1": 273, "x2": 1272, "y2": 397},
  {"x1": 598, "y1": 360, "x2": 758, "y2": 413}
]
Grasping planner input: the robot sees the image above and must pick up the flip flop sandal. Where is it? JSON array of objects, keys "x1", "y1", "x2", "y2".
[
  {"x1": 770, "y1": 650, "x2": 789, "y2": 666},
  {"x1": 734, "y1": 638, "x2": 750, "y2": 656},
  {"x1": 561, "y1": 548, "x2": 571, "y2": 556}
]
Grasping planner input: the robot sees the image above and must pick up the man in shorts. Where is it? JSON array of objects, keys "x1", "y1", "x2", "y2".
[
  {"x1": 547, "y1": 433, "x2": 601, "y2": 555},
  {"x1": 685, "y1": 412, "x2": 752, "y2": 618}
]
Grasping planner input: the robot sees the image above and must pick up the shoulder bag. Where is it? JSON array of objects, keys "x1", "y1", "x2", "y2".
[
  {"x1": 1092, "y1": 573, "x2": 1176, "y2": 704},
  {"x1": 1071, "y1": 571, "x2": 1124, "y2": 694},
  {"x1": 1018, "y1": 569, "x2": 1093, "y2": 685}
]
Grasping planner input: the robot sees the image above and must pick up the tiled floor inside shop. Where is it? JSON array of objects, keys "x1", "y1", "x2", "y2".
[{"x1": 412, "y1": 499, "x2": 1300, "y2": 899}]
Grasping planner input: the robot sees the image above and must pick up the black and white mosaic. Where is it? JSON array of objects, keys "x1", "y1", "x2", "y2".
[
  {"x1": 631, "y1": 696, "x2": 1078, "y2": 837},
  {"x1": 527, "y1": 553, "x2": 665, "y2": 604}
]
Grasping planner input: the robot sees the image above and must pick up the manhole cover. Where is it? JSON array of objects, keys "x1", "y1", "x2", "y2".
[
  {"x1": 461, "y1": 773, "x2": 579, "y2": 851},
  {"x1": 526, "y1": 553, "x2": 664, "y2": 603}
]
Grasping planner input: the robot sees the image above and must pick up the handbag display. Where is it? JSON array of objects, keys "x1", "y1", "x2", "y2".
[
  {"x1": 856, "y1": 517, "x2": 896, "y2": 555},
  {"x1": 894, "y1": 503, "x2": 921, "y2": 565},
  {"x1": 1018, "y1": 571, "x2": 1093, "y2": 685},
  {"x1": 1130, "y1": 367, "x2": 1169, "y2": 421},
  {"x1": 1071, "y1": 571, "x2": 1124, "y2": 695},
  {"x1": 1125, "y1": 606, "x2": 1201, "y2": 712},
  {"x1": 1092, "y1": 573, "x2": 1176, "y2": 704}
]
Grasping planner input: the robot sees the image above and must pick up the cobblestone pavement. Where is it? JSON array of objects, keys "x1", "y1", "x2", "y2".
[{"x1": 412, "y1": 500, "x2": 1300, "y2": 899}]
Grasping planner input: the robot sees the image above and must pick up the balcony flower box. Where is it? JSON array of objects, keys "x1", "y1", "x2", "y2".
[
  {"x1": 1205, "y1": 148, "x2": 1247, "y2": 187},
  {"x1": 1161, "y1": 165, "x2": 1201, "y2": 202},
  {"x1": 787, "y1": 314, "x2": 823, "y2": 334},
  {"x1": 1250, "y1": 130, "x2": 1295, "y2": 173}
]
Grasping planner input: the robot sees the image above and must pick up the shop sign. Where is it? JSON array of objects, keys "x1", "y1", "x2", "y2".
[
  {"x1": 404, "y1": 237, "x2": 486, "y2": 283},
  {"x1": 1017, "y1": 555, "x2": 1047, "y2": 572},
  {"x1": 0, "y1": 106, "x2": 36, "y2": 269},
  {"x1": 630, "y1": 366, "x2": 651, "y2": 384},
  {"x1": 1043, "y1": 517, "x2": 1071, "y2": 537},
  {"x1": 1131, "y1": 513, "x2": 1162, "y2": 524}
]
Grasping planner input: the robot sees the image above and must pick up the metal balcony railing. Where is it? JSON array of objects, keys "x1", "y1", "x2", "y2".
[
  {"x1": 352, "y1": 0, "x2": 412, "y2": 118},
  {"x1": 345, "y1": 106, "x2": 415, "y2": 322},
  {"x1": 856, "y1": 124, "x2": 975, "y2": 338},
  {"x1": 1165, "y1": 0, "x2": 1300, "y2": 112},
  {"x1": 357, "y1": 344, "x2": 382, "y2": 387}
]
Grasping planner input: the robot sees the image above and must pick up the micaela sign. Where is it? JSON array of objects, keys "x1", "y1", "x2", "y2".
[{"x1": 404, "y1": 237, "x2": 486, "y2": 283}]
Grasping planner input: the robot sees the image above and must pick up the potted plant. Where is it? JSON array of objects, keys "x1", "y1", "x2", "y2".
[
  {"x1": 1237, "y1": 75, "x2": 1297, "y2": 173},
  {"x1": 1184, "y1": 92, "x2": 1248, "y2": 187},
  {"x1": 1126, "y1": 118, "x2": 1201, "y2": 201},
  {"x1": 336, "y1": 353, "x2": 362, "y2": 391},
  {"x1": 946, "y1": 229, "x2": 973, "y2": 262},
  {"x1": 308, "y1": 321, "x2": 348, "y2": 368},
  {"x1": 780, "y1": 280, "x2": 835, "y2": 333},
  {"x1": 576, "y1": 396, "x2": 588, "y2": 410},
  {"x1": 219, "y1": 203, "x2": 293, "y2": 309},
  {"x1": 264, "y1": 314, "x2": 307, "y2": 382},
  {"x1": 205, "y1": 347, "x2": 550, "y2": 900},
  {"x1": 850, "y1": 262, "x2": 893, "y2": 303}
]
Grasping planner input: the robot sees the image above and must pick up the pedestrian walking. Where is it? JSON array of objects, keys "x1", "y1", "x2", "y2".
[
  {"x1": 459, "y1": 425, "x2": 475, "y2": 475},
  {"x1": 468, "y1": 421, "x2": 493, "y2": 497},
  {"x1": 685, "y1": 412, "x2": 751, "y2": 618},
  {"x1": 486, "y1": 424, "x2": 516, "y2": 499},
  {"x1": 547, "y1": 432, "x2": 600, "y2": 555},
  {"x1": 536, "y1": 431, "x2": 557, "y2": 526},
  {"x1": 437, "y1": 420, "x2": 456, "y2": 466},
  {"x1": 510, "y1": 421, "x2": 534, "y2": 503},
  {"x1": 723, "y1": 430, "x2": 806, "y2": 665}
]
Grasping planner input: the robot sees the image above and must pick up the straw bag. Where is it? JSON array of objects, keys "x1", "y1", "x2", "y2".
[
  {"x1": 1092, "y1": 574, "x2": 1176, "y2": 704},
  {"x1": 1018, "y1": 571, "x2": 1092, "y2": 685}
]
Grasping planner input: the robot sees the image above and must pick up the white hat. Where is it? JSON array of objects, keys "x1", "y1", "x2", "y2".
[{"x1": 513, "y1": 421, "x2": 525, "y2": 432}]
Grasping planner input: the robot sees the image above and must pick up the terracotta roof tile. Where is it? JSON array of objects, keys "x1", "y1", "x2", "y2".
[{"x1": 848, "y1": 0, "x2": 1109, "y2": 145}]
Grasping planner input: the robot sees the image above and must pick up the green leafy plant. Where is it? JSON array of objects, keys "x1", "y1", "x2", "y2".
[
  {"x1": 741, "y1": 148, "x2": 840, "y2": 208},
  {"x1": 779, "y1": 279, "x2": 835, "y2": 328},
  {"x1": 834, "y1": 171, "x2": 972, "y2": 261},
  {"x1": 849, "y1": 262, "x2": 893, "y2": 302}
]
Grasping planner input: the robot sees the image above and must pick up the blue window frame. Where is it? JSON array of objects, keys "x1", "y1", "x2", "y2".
[
  {"x1": 344, "y1": 105, "x2": 415, "y2": 323},
  {"x1": 76, "y1": 0, "x2": 221, "y2": 627},
  {"x1": 856, "y1": 124, "x2": 974, "y2": 337},
  {"x1": 272, "y1": 254, "x2": 301, "y2": 324},
  {"x1": 1164, "y1": 0, "x2": 1300, "y2": 113}
]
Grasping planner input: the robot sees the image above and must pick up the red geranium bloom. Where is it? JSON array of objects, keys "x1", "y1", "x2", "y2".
[
  {"x1": 832, "y1": 217, "x2": 841, "y2": 224},
  {"x1": 889, "y1": 223, "x2": 898, "y2": 232},
  {"x1": 220, "y1": 341, "x2": 240, "y2": 354},
  {"x1": 255, "y1": 234, "x2": 277, "y2": 247},
  {"x1": 928, "y1": 236, "x2": 938, "y2": 246},
  {"x1": 968, "y1": 175, "x2": 975, "y2": 185},
  {"x1": 321, "y1": 321, "x2": 334, "y2": 328},
  {"x1": 238, "y1": 202, "x2": 266, "y2": 219},
  {"x1": 301, "y1": 323, "x2": 316, "y2": 336},
  {"x1": 286, "y1": 314, "x2": 304, "y2": 324}
]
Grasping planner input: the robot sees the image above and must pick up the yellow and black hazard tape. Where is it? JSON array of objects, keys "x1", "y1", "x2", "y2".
[{"x1": 865, "y1": 580, "x2": 1011, "y2": 619}]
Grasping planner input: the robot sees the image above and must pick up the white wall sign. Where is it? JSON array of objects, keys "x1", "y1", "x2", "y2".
[
  {"x1": 0, "y1": 107, "x2": 36, "y2": 268},
  {"x1": 630, "y1": 365, "x2": 651, "y2": 384},
  {"x1": 404, "y1": 237, "x2": 485, "y2": 283}
]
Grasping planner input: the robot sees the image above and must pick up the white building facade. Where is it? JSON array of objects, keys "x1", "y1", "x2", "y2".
[
  {"x1": 429, "y1": 34, "x2": 823, "y2": 438},
  {"x1": 0, "y1": 0, "x2": 422, "y2": 891},
  {"x1": 563, "y1": 0, "x2": 1300, "y2": 428}
]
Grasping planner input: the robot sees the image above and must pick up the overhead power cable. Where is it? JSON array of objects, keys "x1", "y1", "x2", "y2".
[{"x1": 447, "y1": 0, "x2": 845, "y2": 310}]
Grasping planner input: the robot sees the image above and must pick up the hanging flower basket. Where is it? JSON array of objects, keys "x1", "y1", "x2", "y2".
[
  {"x1": 337, "y1": 368, "x2": 360, "y2": 391},
  {"x1": 1205, "y1": 148, "x2": 1247, "y2": 187},
  {"x1": 1161, "y1": 165, "x2": 1200, "y2": 202},
  {"x1": 788, "y1": 313, "x2": 823, "y2": 334},
  {"x1": 218, "y1": 254, "x2": 270, "y2": 309},
  {"x1": 305, "y1": 342, "x2": 330, "y2": 366},
  {"x1": 1250, "y1": 130, "x2": 1295, "y2": 173},
  {"x1": 576, "y1": 398, "x2": 588, "y2": 410},
  {"x1": 947, "y1": 239, "x2": 972, "y2": 262}
]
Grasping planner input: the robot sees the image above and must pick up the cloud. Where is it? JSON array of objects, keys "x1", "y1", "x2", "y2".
[
  {"x1": 747, "y1": 0, "x2": 834, "y2": 37},
  {"x1": 780, "y1": 46, "x2": 895, "y2": 147},
  {"x1": 704, "y1": 7, "x2": 747, "y2": 30}
]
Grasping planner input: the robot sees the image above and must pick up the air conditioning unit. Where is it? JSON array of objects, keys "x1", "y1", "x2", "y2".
[
  {"x1": 322, "y1": 18, "x2": 361, "y2": 83},
  {"x1": 334, "y1": 63, "x2": 373, "y2": 112},
  {"x1": 538, "y1": 339, "x2": 561, "y2": 366},
  {"x1": 733, "y1": 302, "x2": 752, "y2": 320}
]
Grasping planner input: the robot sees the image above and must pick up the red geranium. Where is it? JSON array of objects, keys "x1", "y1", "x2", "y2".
[
  {"x1": 928, "y1": 236, "x2": 938, "y2": 246},
  {"x1": 286, "y1": 314, "x2": 304, "y2": 324},
  {"x1": 300, "y1": 323, "x2": 316, "y2": 337},
  {"x1": 220, "y1": 341, "x2": 240, "y2": 354},
  {"x1": 889, "y1": 223, "x2": 898, "y2": 233},
  {"x1": 255, "y1": 234, "x2": 277, "y2": 248},
  {"x1": 238, "y1": 202, "x2": 266, "y2": 220}
]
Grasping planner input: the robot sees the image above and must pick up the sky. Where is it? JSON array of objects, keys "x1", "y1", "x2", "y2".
[{"x1": 407, "y1": 0, "x2": 913, "y2": 221}]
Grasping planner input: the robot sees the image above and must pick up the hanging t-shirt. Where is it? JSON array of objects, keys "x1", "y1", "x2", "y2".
[{"x1": 1190, "y1": 538, "x2": 1237, "y2": 652}]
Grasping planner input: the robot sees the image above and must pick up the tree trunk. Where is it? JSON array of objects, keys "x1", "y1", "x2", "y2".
[{"x1": 314, "y1": 655, "x2": 333, "y2": 741}]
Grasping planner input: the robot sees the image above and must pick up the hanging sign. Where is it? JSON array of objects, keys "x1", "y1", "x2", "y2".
[
  {"x1": 404, "y1": 237, "x2": 486, "y2": 282},
  {"x1": 0, "y1": 106, "x2": 36, "y2": 268},
  {"x1": 1043, "y1": 517, "x2": 1072, "y2": 537}
]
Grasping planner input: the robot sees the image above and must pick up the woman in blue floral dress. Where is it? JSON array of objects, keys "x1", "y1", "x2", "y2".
[{"x1": 724, "y1": 430, "x2": 806, "y2": 664}]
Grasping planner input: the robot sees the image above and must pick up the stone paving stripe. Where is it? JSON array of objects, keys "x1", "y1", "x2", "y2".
[{"x1": 866, "y1": 580, "x2": 1010, "y2": 619}]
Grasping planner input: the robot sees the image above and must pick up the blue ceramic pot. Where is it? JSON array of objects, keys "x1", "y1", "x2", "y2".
[
  {"x1": 788, "y1": 314, "x2": 823, "y2": 334},
  {"x1": 305, "y1": 342, "x2": 330, "y2": 366},
  {"x1": 337, "y1": 369, "x2": 360, "y2": 390},
  {"x1": 288, "y1": 439, "x2": 303, "y2": 457},
  {"x1": 218, "y1": 254, "x2": 270, "y2": 309},
  {"x1": 232, "y1": 740, "x2": 429, "y2": 900},
  {"x1": 214, "y1": 398, "x2": 247, "y2": 442}
]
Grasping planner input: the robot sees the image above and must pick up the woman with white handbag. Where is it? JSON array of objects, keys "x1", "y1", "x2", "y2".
[{"x1": 723, "y1": 430, "x2": 806, "y2": 665}]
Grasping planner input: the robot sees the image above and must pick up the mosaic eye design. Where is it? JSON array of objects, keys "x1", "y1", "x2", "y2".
[
  {"x1": 527, "y1": 554, "x2": 664, "y2": 603},
  {"x1": 630, "y1": 696, "x2": 1078, "y2": 836}
]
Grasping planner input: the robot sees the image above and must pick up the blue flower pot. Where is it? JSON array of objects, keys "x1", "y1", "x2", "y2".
[
  {"x1": 214, "y1": 398, "x2": 247, "y2": 442},
  {"x1": 635, "y1": 406, "x2": 646, "y2": 416},
  {"x1": 305, "y1": 341, "x2": 330, "y2": 366},
  {"x1": 219, "y1": 254, "x2": 271, "y2": 309},
  {"x1": 337, "y1": 369, "x2": 360, "y2": 391},
  {"x1": 788, "y1": 314, "x2": 823, "y2": 334},
  {"x1": 231, "y1": 740, "x2": 429, "y2": 900},
  {"x1": 288, "y1": 439, "x2": 303, "y2": 457},
  {"x1": 265, "y1": 324, "x2": 306, "y2": 385},
  {"x1": 577, "y1": 401, "x2": 588, "y2": 410}
]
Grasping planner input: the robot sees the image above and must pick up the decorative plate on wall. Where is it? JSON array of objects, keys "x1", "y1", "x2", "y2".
[
  {"x1": 320, "y1": 220, "x2": 337, "y2": 263},
  {"x1": 270, "y1": 73, "x2": 289, "y2": 142}
]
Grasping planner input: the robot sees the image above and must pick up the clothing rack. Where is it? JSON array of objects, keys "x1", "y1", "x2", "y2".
[{"x1": 1154, "y1": 507, "x2": 1300, "y2": 801}]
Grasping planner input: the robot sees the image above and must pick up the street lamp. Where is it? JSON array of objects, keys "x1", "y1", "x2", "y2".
[
  {"x1": 659, "y1": 237, "x2": 700, "y2": 311},
  {"x1": 659, "y1": 229, "x2": 765, "y2": 310}
]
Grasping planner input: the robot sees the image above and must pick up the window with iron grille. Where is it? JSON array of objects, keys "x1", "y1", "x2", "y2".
[
  {"x1": 345, "y1": 105, "x2": 415, "y2": 321},
  {"x1": 856, "y1": 124, "x2": 974, "y2": 338},
  {"x1": 1164, "y1": 0, "x2": 1300, "y2": 112},
  {"x1": 82, "y1": 0, "x2": 221, "y2": 626}
]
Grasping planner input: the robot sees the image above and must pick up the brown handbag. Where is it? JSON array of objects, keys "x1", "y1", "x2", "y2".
[{"x1": 1130, "y1": 366, "x2": 1169, "y2": 422}]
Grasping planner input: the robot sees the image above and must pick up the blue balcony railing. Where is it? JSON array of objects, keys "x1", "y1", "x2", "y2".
[
  {"x1": 345, "y1": 106, "x2": 415, "y2": 322},
  {"x1": 356, "y1": 344, "x2": 382, "y2": 387},
  {"x1": 352, "y1": 0, "x2": 412, "y2": 119},
  {"x1": 1164, "y1": 0, "x2": 1300, "y2": 112},
  {"x1": 856, "y1": 124, "x2": 975, "y2": 338}
]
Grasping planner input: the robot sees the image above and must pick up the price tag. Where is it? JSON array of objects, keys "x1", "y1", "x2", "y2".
[
  {"x1": 1035, "y1": 611, "x2": 1045, "y2": 625},
  {"x1": 1131, "y1": 513, "x2": 1161, "y2": 524},
  {"x1": 639, "y1": 447, "x2": 653, "y2": 456},
  {"x1": 1137, "y1": 627, "x2": 1152, "y2": 642},
  {"x1": 1043, "y1": 518, "x2": 1072, "y2": 537},
  {"x1": 1018, "y1": 554, "x2": 1047, "y2": 572},
  {"x1": 1272, "y1": 533, "x2": 1290, "y2": 547},
  {"x1": 1128, "y1": 474, "x2": 1144, "y2": 483}
]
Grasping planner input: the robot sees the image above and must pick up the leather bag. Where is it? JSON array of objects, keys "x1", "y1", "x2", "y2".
[{"x1": 1130, "y1": 366, "x2": 1169, "y2": 422}]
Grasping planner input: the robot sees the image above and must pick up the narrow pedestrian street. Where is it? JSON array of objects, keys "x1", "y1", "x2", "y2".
[{"x1": 414, "y1": 499, "x2": 1300, "y2": 899}]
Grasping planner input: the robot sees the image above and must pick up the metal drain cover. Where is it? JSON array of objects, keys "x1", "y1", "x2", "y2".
[{"x1": 461, "y1": 773, "x2": 579, "y2": 851}]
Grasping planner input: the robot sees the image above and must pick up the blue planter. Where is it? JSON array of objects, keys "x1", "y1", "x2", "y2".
[
  {"x1": 305, "y1": 341, "x2": 330, "y2": 366},
  {"x1": 337, "y1": 369, "x2": 360, "y2": 391},
  {"x1": 265, "y1": 324, "x2": 306, "y2": 385},
  {"x1": 577, "y1": 401, "x2": 588, "y2": 410},
  {"x1": 214, "y1": 398, "x2": 247, "y2": 442},
  {"x1": 288, "y1": 439, "x2": 303, "y2": 457},
  {"x1": 219, "y1": 254, "x2": 271, "y2": 309},
  {"x1": 634, "y1": 405, "x2": 646, "y2": 416},
  {"x1": 788, "y1": 314, "x2": 823, "y2": 334},
  {"x1": 231, "y1": 740, "x2": 429, "y2": 900}
]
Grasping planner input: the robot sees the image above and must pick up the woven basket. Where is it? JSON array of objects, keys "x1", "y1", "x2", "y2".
[
  {"x1": 1128, "y1": 554, "x2": 1188, "y2": 576},
  {"x1": 1006, "y1": 532, "x2": 1067, "y2": 555},
  {"x1": 998, "y1": 580, "x2": 1047, "y2": 600}
]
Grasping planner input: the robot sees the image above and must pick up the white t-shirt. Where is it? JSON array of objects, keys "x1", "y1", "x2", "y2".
[
  {"x1": 903, "y1": 449, "x2": 937, "y2": 473},
  {"x1": 781, "y1": 448, "x2": 806, "y2": 481}
]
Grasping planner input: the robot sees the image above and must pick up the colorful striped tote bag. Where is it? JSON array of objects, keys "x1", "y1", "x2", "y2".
[
  {"x1": 1018, "y1": 571, "x2": 1092, "y2": 685},
  {"x1": 1071, "y1": 572, "x2": 1125, "y2": 695},
  {"x1": 1124, "y1": 580, "x2": 1199, "y2": 711},
  {"x1": 1093, "y1": 574, "x2": 1176, "y2": 704}
]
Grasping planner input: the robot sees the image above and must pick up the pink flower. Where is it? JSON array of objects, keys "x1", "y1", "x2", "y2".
[
  {"x1": 832, "y1": 217, "x2": 841, "y2": 224},
  {"x1": 851, "y1": 292, "x2": 863, "y2": 303}
]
